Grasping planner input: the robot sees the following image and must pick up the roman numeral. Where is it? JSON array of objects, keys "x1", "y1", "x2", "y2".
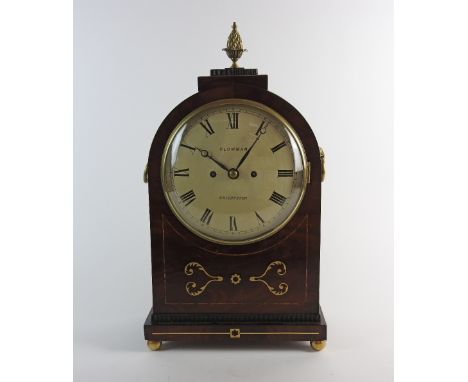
[
  {"x1": 277, "y1": 169, "x2": 293, "y2": 177},
  {"x1": 200, "y1": 208, "x2": 213, "y2": 225},
  {"x1": 200, "y1": 119, "x2": 215, "y2": 135},
  {"x1": 229, "y1": 216, "x2": 238, "y2": 231},
  {"x1": 174, "y1": 168, "x2": 189, "y2": 177},
  {"x1": 180, "y1": 189, "x2": 196, "y2": 206},
  {"x1": 271, "y1": 141, "x2": 286, "y2": 153},
  {"x1": 255, "y1": 211, "x2": 265, "y2": 224},
  {"x1": 269, "y1": 191, "x2": 287, "y2": 206},
  {"x1": 227, "y1": 113, "x2": 239, "y2": 129}
]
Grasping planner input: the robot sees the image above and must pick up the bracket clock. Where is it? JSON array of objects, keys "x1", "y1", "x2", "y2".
[{"x1": 143, "y1": 23, "x2": 327, "y2": 351}]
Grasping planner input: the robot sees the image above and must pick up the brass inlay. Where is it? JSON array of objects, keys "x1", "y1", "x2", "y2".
[
  {"x1": 163, "y1": 215, "x2": 309, "y2": 305},
  {"x1": 184, "y1": 262, "x2": 223, "y2": 296},
  {"x1": 229, "y1": 328, "x2": 240, "y2": 338},
  {"x1": 223, "y1": 22, "x2": 247, "y2": 68},
  {"x1": 249, "y1": 261, "x2": 289, "y2": 296},
  {"x1": 319, "y1": 147, "x2": 325, "y2": 182},
  {"x1": 151, "y1": 329, "x2": 321, "y2": 338},
  {"x1": 230, "y1": 273, "x2": 241, "y2": 285}
]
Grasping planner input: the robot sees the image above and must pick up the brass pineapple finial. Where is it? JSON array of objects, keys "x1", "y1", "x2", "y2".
[{"x1": 223, "y1": 22, "x2": 247, "y2": 68}]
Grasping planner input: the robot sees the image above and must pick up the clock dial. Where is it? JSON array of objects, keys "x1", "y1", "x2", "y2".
[{"x1": 161, "y1": 99, "x2": 307, "y2": 245}]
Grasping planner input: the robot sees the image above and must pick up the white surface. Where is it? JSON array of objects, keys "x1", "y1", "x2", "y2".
[{"x1": 74, "y1": 0, "x2": 393, "y2": 381}]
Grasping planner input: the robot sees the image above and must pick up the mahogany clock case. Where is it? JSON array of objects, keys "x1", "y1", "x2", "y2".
[{"x1": 144, "y1": 74, "x2": 326, "y2": 343}]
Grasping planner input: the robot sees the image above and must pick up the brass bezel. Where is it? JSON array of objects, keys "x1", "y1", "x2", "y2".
[{"x1": 160, "y1": 98, "x2": 308, "y2": 246}]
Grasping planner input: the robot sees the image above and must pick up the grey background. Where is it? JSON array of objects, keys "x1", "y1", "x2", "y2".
[{"x1": 74, "y1": 0, "x2": 393, "y2": 381}]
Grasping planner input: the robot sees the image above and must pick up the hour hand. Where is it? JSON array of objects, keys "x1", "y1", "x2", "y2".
[
  {"x1": 180, "y1": 143, "x2": 229, "y2": 172},
  {"x1": 202, "y1": 151, "x2": 230, "y2": 172}
]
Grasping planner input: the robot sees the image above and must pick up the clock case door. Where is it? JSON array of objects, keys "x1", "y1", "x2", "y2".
[{"x1": 146, "y1": 73, "x2": 324, "y2": 326}]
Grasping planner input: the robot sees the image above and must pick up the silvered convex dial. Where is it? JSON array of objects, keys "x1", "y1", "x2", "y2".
[{"x1": 161, "y1": 99, "x2": 307, "y2": 245}]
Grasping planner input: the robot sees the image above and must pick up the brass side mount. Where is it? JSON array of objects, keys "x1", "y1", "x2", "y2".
[
  {"x1": 319, "y1": 147, "x2": 325, "y2": 182},
  {"x1": 143, "y1": 164, "x2": 148, "y2": 183}
]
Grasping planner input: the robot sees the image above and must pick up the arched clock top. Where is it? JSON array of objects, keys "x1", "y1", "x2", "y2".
[{"x1": 146, "y1": 84, "x2": 322, "y2": 253}]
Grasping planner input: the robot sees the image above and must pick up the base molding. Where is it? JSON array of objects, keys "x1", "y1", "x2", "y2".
[
  {"x1": 144, "y1": 307, "x2": 327, "y2": 343},
  {"x1": 152, "y1": 311, "x2": 321, "y2": 324}
]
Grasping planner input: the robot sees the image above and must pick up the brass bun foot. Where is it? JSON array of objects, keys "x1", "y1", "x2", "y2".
[
  {"x1": 147, "y1": 340, "x2": 162, "y2": 351},
  {"x1": 310, "y1": 340, "x2": 326, "y2": 351}
]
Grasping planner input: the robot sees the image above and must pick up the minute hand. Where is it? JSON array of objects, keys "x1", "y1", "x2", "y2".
[{"x1": 235, "y1": 135, "x2": 261, "y2": 170}]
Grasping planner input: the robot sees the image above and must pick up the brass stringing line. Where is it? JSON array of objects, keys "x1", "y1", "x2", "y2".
[
  {"x1": 162, "y1": 214, "x2": 168, "y2": 304},
  {"x1": 152, "y1": 332, "x2": 227, "y2": 335},
  {"x1": 241, "y1": 332, "x2": 320, "y2": 335},
  {"x1": 305, "y1": 214, "x2": 308, "y2": 301},
  {"x1": 151, "y1": 332, "x2": 320, "y2": 335},
  {"x1": 165, "y1": 214, "x2": 309, "y2": 257}
]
